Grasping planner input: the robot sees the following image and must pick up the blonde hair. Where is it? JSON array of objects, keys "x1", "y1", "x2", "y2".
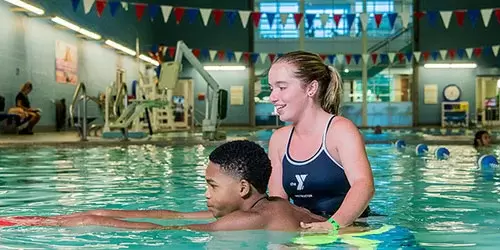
[
  {"x1": 273, "y1": 51, "x2": 343, "y2": 115},
  {"x1": 20, "y1": 81, "x2": 33, "y2": 93}
]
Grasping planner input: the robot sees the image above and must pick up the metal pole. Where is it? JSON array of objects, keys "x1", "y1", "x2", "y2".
[
  {"x1": 299, "y1": 0, "x2": 305, "y2": 50},
  {"x1": 81, "y1": 95, "x2": 88, "y2": 141},
  {"x1": 361, "y1": 0, "x2": 368, "y2": 127}
]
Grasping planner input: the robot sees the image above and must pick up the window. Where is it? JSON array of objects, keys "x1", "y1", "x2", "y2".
[
  {"x1": 304, "y1": 6, "x2": 352, "y2": 38},
  {"x1": 355, "y1": 0, "x2": 395, "y2": 36},
  {"x1": 258, "y1": 2, "x2": 299, "y2": 39}
]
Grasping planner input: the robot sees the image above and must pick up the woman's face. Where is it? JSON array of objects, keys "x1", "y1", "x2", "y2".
[{"x1": 480, "y1": 133, "x2": 491, "y2": 146}]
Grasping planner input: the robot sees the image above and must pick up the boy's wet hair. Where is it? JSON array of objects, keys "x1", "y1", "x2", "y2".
[{"x1": 209, "y1": 140, "x2": 271, "y2": 194}]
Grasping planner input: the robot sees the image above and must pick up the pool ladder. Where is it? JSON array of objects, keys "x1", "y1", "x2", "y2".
[{"x1": 69, "y1": 82, "x2": 89, "y2": 141}]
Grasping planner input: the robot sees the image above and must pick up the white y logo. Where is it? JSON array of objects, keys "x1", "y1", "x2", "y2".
[{"x1": 295, "y1": 174, "x2": 308, "y2": 191}]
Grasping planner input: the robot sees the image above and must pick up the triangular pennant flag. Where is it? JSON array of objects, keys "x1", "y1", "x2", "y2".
[
  {"x1": 483, "y1": 46, "x2": 491, "y2": 56},
  {"x1": 168, "y1": 47, "x2": 176, "y2": 58},
  {"x1": 192, "y1": 49, "x2": 201, "y2": 58},
  {"x1": 226, "y1": 51, "x2": 234, "y2": 61},
  {"x1": 185, "y1": 8, "x2": 198, "y2": 24},
  {"x1": 439, "y1": 50, "x2": 447, "y2": 60},
  {"x1": 456, "y1": 48, "x2": 465, "y2": 59},
  {"x1": 199, "y1": 8, "x2": 211, "y2": 26},
  {"x1": 333, "y1": 14, "x2": 342, "y2": 28},
  {"x1": 268, "y1": 53, "x2": 276, "y2": 63},
  {"x1": 121, "y1": 2, "x2": 128, "y2": 11},
  {"x1": 280, "y1": 13, "x2": 289, "y2": 27},
  {"x1": 401, "y1": 11, "x2": 410, "y2": 28},
  {"x1": 336, "y1": 54, "x2": 344, "y2": 64},
  {"x1": 217, "y1": 50, "x2": 225, "y2": 61},
  {"x1": 371, "y1": 53, "x2": 378, "y2": 64},
  {"x1": 359, "y1": 13, "x2": 369, "y2": 31},
  {"x1": 209, "y1": 50, "x2": 217, "y2": 61},
  {"x1": 95, "y1": 0, "x2": 106, "y2": 17},
  {"x1": 465, "y1": 48, "x2": 473, "y2": 58},
  {"x1": 422, "y1": 51, "x2": 430, "y2": 61},
  {"x1": 320, "y1": 13, "x2": 329, "y2": 27},
  {"x1": 414, "y1": 11, "x2": 425, "y2": 21},
  {"x1": 135, "y1": 4, "x2": 147, "y2": 21},
  {"x1": 319, "y1": 54, "x2": 327, "y2": 62},
  {"x1": 201, "y1": 49, "x2": 210, "y2": 59},
  {"x1": 495, "y1": 9, "x2": 500, "y2": 24},
  {"x1": 492, "y1": 45, "x2": 499, "y2": 57},
  {"x1": 213, "y1": 9, "x2": 224, "y2": 25},
  {"x1": 405, "y1": 52, "x2": 413, "y2": 62},
  {"x1": 346, "y1": 14, "x2": 356, "y2": 30},
  {"x1": 161, "y1": 6, "x2": 172, "y2": 23},
  {"x1": 374, "y1": 14, "x2": 383, "y2": 28},
  {"x1": 431, "y1": 51, "x2": 439, "y2": 61},
  {"x1": 454, "y1": 10, "x2": 466, "y2": 26},
  {"x1": 380, "y1": 54, "x2": 389, "y2": 64},
  {"x1": 481, "y1": 8, "x2": 493, "y2": 27},
  {"x1": 388, "y1": 52, "x2": 396, "y2": 63},
  {"x1": 473, "y1": 47, "x2": 482, "y2": 58},
  {"x1": 439, "y1": 11, "x2": 452, "y2": 28},
  {"x1": 327, "y1": 54, "x2": 336, "y2": 64},
  {"x1": 174, "y1": 7, "x2": 185, "y2": 24},
  {"x1": 305, "y1": 13, "x2": 316, "y2": 28},
  {"x1": 226, "y1": 10, "x2": 238, "y2": 26},
  {"x1": 251, "y1": 53, "x2": 260, "y2": 64},
  {"x1": 266, "y1": 13, "x2": 276, "y2": 28},
  {"x1": 83, "y1": 0, "x2": 95, "y2": 14},
  {"x1": 427, "y1": 11, "x2": 439, "y2": 26},
  {"x1": 71, "y1": 0, "x2": 80, "y2": 12},
  {"x1": 345, "y1": 54, "x2": 352, "y2": 65},
  {"x1": 234, "y1": 51, "x2": 243, "y2": 62},
  {"x1": 148, "y1": 4, "x2": 160, "y2": 20},
  {"x1": 260, "y1": 53, "x2": 267, "y2": 64},
  {"x1": 362, "y1": 54, "x2": 369, "y2": 64},
  {"x1": 397, "y1": 53, "x2": 405, "y2": 63},
  {"x1": 239, "y1": 10, "x2": 251, "y2": 28},
  {"x1": 251, "y1": 12, "x2": 262, "y2": 27},
  {"x1": 468, "y1": 9, "x2": 480, "y2": 28},
  {"x1": 413, "y1": 51, "x2": 421, "y2": 62},
  {"x1": 108, "y1": 1, "x2": 120, "y2": 17},
  {"x1": 293, "y1": 13, "x2": 303, "y2": 28},
  {"x1": 387, "y1": 13, "x2": 398, "y2": 29},
  {"x1": 448, "y1": 49, "x2": 456, "y2": 59}
]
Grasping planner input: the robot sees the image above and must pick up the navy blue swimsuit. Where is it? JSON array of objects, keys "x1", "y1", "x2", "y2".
[{"x1": 282, "y1": 115, "x2": 370, "y2": 218}]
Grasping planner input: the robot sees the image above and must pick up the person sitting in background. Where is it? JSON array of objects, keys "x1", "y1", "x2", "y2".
[
  {"x1": 9, "y1": 82, "x2": 40, "y2": 134},
  {"x1": 374, "y1": 125, "x2": 382, "y2": 134},
  {"x1": 474, "y1": 130, "x2": 491, "y2": 148}
]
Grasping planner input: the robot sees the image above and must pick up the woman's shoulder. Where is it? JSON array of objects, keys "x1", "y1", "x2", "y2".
[
  {"x1": 329, "y1": 116, "x2": 362, "y2": 138},
  {"x1": 269, "y1": 125, "x2": 293, "y2": 148}
]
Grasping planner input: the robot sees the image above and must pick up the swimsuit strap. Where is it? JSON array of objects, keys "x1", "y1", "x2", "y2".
[{"x1": 250, "y1": 195, "x2": 268, "y2": 209}]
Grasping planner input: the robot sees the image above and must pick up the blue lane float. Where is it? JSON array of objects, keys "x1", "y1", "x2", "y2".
[
  {"x1": 415, "y1": 144, "x2": 429, "y2": 156},
  {"x1": 394, "y1": 140, "x2": 406, "y2": 152},
  {"x1": 478, "y1": 154, "x2": 498, "y2": 180},
  {"x1": 434, "y1": 146, "x2": 450, "y2": 160}
]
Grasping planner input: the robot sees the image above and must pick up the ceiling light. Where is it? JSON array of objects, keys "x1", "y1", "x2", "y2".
[
  {"x1": 105, "y1": 39, "x2": 136, "y2": 56},
  {"x1": 51, "y1": 16, "x2": 101, "y2": 40},
  {"x1": 424, "y1": 63, "x2": 477, "y2": 69},
  {"x1": 3, "y1": 0, "x2": 44, "y2": 15},
  {"x1": 139, "y1": 54, "x2": 159, "y2": 66},
  {"x1": 203, "y1": 65, "x2": 246, "y2": 71}
]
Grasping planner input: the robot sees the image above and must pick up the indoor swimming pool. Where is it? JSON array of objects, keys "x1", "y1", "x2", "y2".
[{"x1": 0, "y1": 141, "x2": 498, "y2": 249}]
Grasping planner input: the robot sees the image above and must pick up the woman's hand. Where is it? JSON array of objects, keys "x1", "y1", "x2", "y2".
[{"x1": 300, "y1": 221, "x2": 334, "y2": 232}]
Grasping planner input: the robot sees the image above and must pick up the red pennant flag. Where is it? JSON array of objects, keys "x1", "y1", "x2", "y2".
[
  {"x1": 454, "y1": 10, "x2": 466, "y2": 26},
  {"x1": 319, "y1": 54, "x2": 327, "y2": 61},
  {"x1": 293, "y1": 13, "x2": 304, "y2": 28},
  {"x1": 414, "y1": 11, "x2": 425, "y2": 21},
  {"x1": 243, "y1": 52, "x2": 250, "y2": 62},
  {"x1": 213, "y1": 9, "x2": 224, "y2": 25},
  {"x1": 135, "y1": 4, "x2": 146, "y2": 21},
  {"x1": 371, "y1": 53, "x2": 378, "y2": 64},
  {"x1": 174, "y1": 7, "x2": 185, "y2": 24},
  {"x1": 495, "y1": 9, "x2": 500, "y2": 24},
  {"x1": 345, "y1": 54, "x2": 352, "y2": 65},
  {"x1": 473, "y1": 47, "x2": 482, "y2": 57},
  {"x1": 96, "y1": 0, "x2": 106, "y2": 17},
  {"x1": 217, "y1": 50, "x2": 225, "y2": 61},
  {"x1": 168, "y1": 47, "x2": 176, "y2": 58},
  {"x1": 333, "y1": 14, "x2": 342, "y2": 27},
  {"x1": 397, "y1": 53, "x2": 405, "y2": 63},
  {"x1": 251, "y1": 12, "x2": 262, "y2": 27},
  {"x1": 422, "y1": 51, "x2": 430, "y2": 61},
  {"x1": 268, "y1": 53, "x2": 276, "y2": 62},
  {"x1": 448, "y1": 49, "x2": 456, "y2": 59},
  {"x1": 192, "y1": 49, "x2": 201, "y2": 58},
  {"x1": 374, "y1": 14, "x2": 383, "y2": 28}
]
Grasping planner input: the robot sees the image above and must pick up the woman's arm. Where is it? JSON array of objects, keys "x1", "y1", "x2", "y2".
[{"x1": 268, "y1": 128, "x2": 289, "y2": 199}]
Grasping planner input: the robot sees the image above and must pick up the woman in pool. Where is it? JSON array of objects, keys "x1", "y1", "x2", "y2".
[
  {"x1": 266, "y1": 51, "x2": 374, "y2": 231},
  {"x1": 474, "y1": 130, "x2": 491, "y2": 148}
]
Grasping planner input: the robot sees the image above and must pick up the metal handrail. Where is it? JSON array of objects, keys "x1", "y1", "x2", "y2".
[
  {"x1": 69, "y1": 82, "x2": 86, "y2": 127},
  {"x1": 69, "y1": 82, "x2": 88, "y2": 141},
  {"x1": 113, "y1": 82, "x2": 128, "y2": 117},
  {"x1": 368, "y1": 23, "x2": 413, "y2": 53}
]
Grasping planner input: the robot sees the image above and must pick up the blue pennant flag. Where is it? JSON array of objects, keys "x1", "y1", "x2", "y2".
[
  {"x1": 305, "y1": 13, "x2": 316, "y2": 29},
  {"x1": 328, "y1": 54, "x2": 336, "y2": 64},
  {"x1": 109, "y1": 1, "x2": 120, "y2": 17},
  {"x1": 380, "y1": 54, "x2": 389, "y2": 64},
  {"x1": 251, "y1": 53, "x2": 260, "y2": 64},
  {"x1": 353, "y1": 54, "x2": 361, "y2": 64},
  {"x1": 346, "y1": 14, "x2": 356, "y2": 30},
  {"x1": 226, "y1": 10, "x2": 238, "y2": 25},
  {"x1": 457, "y1": 48, "x2": 465, "y2": 59},
  {"x1": 427, "y1": 10, "x2": 438, "y2": 26},
  {"x1": 468, "y1": 9, "x2": 480, "y2": 28},
  {"x1": 431, "y1": 51, "x2": 439, "y2": 61},
  {"x1": 277, "y1": 53, "x2": 284, "y2": 58},
  {"x1": 186, "y1": 8, "x2": 198, "y2": 24},
  {"x1": 483, "y1": 46, "x2": 491, "y2": 56},
  {"x1": 405, "y1": 52, "x2": 413, "y2": 62},
  {"x1": 201, "y1": 49, "x2": 210, "y2": 60},
  {"x1": 226, "y1": 50, "x2": 235, "y2": 61},
  {"x1": 148, "y1": 4, "x2": 160, "y2": 20},
  {"x1": 266, "y1": 13, "x2": 276, "y2": 28},
  {"x1": 71, "y1": 0, "x2": 80, "y2": 12},
  {"x1": 387, "y1": 12, "x2": 398, "y2": 29}
]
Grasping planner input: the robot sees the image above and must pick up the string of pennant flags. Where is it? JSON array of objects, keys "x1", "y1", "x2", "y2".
[
  {"x1": 72, "y1": 0, "x2": 500, "y2": 30},
  {"x1": 150, "y1": 44, "x2": 500, "y2": 65}
]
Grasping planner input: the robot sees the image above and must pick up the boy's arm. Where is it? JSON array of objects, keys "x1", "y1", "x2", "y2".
[
  {"x1": 165, "y1": 211, "x2": 266, "y2": 232},
  {"x1": 79, "y1": 209, "x2": 214, "y2": 220}
]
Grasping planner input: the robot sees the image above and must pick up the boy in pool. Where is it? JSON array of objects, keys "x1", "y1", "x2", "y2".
[{"x1": 0, "y1": 140, "x2": 330, "y2": 232}]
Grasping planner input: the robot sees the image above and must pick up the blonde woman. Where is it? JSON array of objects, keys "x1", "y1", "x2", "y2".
[{"x1": 10, "y1": 82, "x2": 40, "y2": 134}]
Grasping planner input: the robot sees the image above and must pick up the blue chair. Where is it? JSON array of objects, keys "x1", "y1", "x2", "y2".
[{"x1": 0, "y1": 96, "x2": 30, "y2": 134}]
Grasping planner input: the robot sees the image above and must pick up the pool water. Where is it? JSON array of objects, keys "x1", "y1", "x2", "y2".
[{"x1": 0, "y1": 142, "x2": 498, "y2": 249}]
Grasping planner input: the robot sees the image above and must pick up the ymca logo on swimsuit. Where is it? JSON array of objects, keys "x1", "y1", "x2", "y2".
[{"x1": 294, "y1": 174, "x2": 308, "y2": 191}]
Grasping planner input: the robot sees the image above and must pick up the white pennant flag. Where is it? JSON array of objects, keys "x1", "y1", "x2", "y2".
[
  {"x1": 492, "y1": 45, "x2": 499, "y2": 57},
  {"x1": 320, "y1": 13, "x2": 329, "y2": 27},
  {"x1": 481, "y1": 8, "x2": 493, "y2": 27},
  {"x1": 440, "y1": 11, "x2": 452, "y2": 29},
  {"x1": 161, "y1": 6, "x2": 173, "y2": 23},
  {"x1": 413, "y1": 51, "x2": 421, "y2": 62},
  {"x1": 439, "y1": 49, "x2": 447, "y2": 60},
  {"x1": 465, "y1": 48, "x2": 473, "y2": 59},
  {"x1": 199, "y1": 8, "x2": 212, "y2": 26},
  {"x1": 400, "y1": 11, "x2": 410, "y2": 29},
  {"x1": 121, "y1": 2, "x2": 128, "y2": 11},
  {"x1": 83, "y1": 0, "x2": 95, "y2": 14},
  {"x1": 239, "y1": 11, "x2": 251, "y2": 28},
  {"x1": 359, "y1": 13, "x2": 369, "y2": 31},
  {"x1": 209, "y1": 50, "x2": 217, "y2": 61},
  {"x1": 336, "y1": 54, "x2": 344, "y2": 65},
  {"x1": 234, "y1": 52, "x2": 243, "y2": 62},
  {"x1": 280, "y1": 13, "x2": 289, "y2": 27},
  {"x1": 388, "y1": 52, "x2": 396, "y2": 63},
  {"x1": 362, "y1": 54, "x2": 369, "y2": 64},
  {"x1": 259, "y1": 53, "x2": 267, "y2": 64}
]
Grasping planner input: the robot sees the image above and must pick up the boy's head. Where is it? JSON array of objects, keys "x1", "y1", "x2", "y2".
[
  {"x1": 474, "y1": 130, "x2": 491, "y2": 147},
  {"x1": 204, "y1": 140, "x2": 271, "y2": 218}
]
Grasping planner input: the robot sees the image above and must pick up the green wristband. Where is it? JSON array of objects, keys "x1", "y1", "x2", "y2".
[{"x1": 327, "y1": 217, "x2": 340, "y2": 231}]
